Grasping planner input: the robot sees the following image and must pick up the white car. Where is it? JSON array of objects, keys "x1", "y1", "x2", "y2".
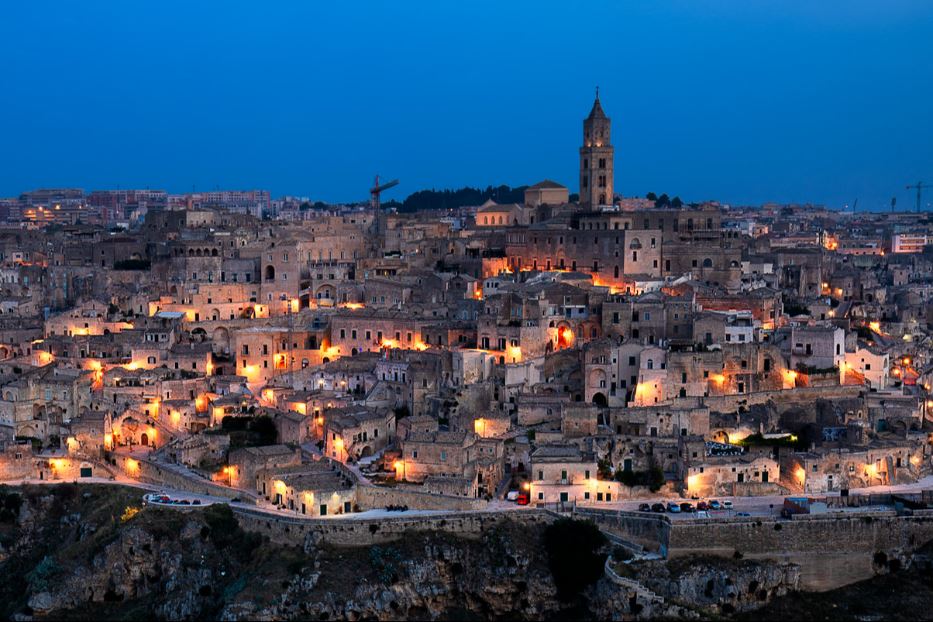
[
  {"x1": 723, "y1": 500, "x2": 734, "y2": 510},
  {"x1": 506, "y1": 490, "x2": 520, "y2": 501}
]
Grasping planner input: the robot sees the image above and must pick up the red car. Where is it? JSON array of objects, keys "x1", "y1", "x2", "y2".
[
  {"x1": 516, "y1": 493, "x2": 530, "y2": 506},
  {"x1": 697, "y1": 501, "x2": 709, "y2": 511}
]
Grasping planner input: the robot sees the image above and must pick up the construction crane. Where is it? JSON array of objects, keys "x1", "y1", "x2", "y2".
[
  {"x1": 370, "y1": 175, "x2": 399, "y2": 210},
  {"x1": 906, "y1": 181, "x2": 932, "y2": 213}
]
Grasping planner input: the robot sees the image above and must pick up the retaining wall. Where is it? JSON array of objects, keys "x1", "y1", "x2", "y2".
[
  {"x1": 356, "y1": 485, "x2": 487, "y2": 512},
  {"x1": 232, "y1": 507, "x2": 554, "y2": 546},
  {"x1": 572, "y1": 508, "x2": 671, "y2": 554},
  {"x1": 702, "y1": 384, "x2": 862, "y2": 413},
  {"x1": 109, "y1": 453, "x2": 254, "y2": 503},
  {"x1": 668, "y1": 510, "x2": 933, "y2": 590}
]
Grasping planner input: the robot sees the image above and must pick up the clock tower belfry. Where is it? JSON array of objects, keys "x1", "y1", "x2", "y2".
[{"x1": 579, "y1": 88, "x2": 614, "y2": 208}]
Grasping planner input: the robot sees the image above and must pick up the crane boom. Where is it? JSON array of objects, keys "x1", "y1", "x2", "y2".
[{"x1": 370, "y1": 175, "x2": 399, "y2": 209}]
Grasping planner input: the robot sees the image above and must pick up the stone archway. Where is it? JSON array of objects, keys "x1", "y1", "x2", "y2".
[{"x1": 212, "y1": 327, "x2": 231, "y2": 354}]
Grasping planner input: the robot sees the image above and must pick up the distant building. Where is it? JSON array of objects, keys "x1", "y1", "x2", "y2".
[
  {"x1": 87, "y1": 189, "x2": 168, "y2": 223},
  {"x1": 892, "y1": 233, "x2": 929, "y2": 254},
  {"x1": 524, "y1": 180, "x2": 568, "y2": 207},
  {"x1": 169, "y1": 190, "x2": 271, "y2": 218},
  {"x1": 16, "y1": 188, "x2": 88, "y2": 225}
]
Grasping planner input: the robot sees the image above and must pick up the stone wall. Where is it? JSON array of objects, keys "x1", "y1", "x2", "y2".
[
  {"x1": 572, "y1": 508, "x2": 671, "y2": 554},
  {"x1": 233, "y1": 506, "x2": 554, "y2": 546},
  {"x1": 667, "y1": 511, "x2": 933, "y2": 590},
  {"x1": 573, "y1": 505, "x2": 933, "y2": 591},
  {"x1": 0, "y1": 445, "x2": 36, "y2": 480},
  {"x1": 357, "y1": 485, "x2": 487, "y2": 512},
  {"x1": 109, "y1": 453, "x2": 254, "y2": 503},
  {"x1": 700, "y1": 384, "x2": 862, "y2": 414}
]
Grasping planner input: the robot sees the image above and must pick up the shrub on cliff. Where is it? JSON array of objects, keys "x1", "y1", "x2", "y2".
[
  {"x1": 542, "y1": 518, "x2": 607, "y2": 602},
  {"x1": 201, "y1": 504, "x2": 262, "y2": 562}
]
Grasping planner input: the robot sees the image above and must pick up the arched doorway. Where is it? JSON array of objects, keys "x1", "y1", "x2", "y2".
[
  {"x1": 212, "y1": 327, "x2": 231, "y2": 354},
  {"x1": 592, "y1": 393, "x2": 607, "y2": 407},
  {"x1": 140, "y1": 433, "x2": 149, "y2": 447}
]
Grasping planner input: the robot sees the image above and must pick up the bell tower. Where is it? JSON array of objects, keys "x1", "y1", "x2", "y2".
[{"x1": 579, "y1": 88, "x2": 614, "y2": 208}]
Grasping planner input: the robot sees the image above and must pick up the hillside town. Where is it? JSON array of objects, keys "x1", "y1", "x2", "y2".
[{"x1": 1, "y1": 96, "x2": 932, "y2": 521}]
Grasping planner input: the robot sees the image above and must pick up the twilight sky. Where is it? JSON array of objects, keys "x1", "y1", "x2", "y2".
[{"x1": 2, "y1": 1, "x2": 932, "y2": 210}]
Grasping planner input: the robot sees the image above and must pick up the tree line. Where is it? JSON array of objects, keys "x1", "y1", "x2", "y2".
[{"x1": 384, "y1": 185, "x2": 528, "y2": 213}]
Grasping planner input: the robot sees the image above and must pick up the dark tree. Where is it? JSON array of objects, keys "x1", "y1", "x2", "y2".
[
  {"x1": 646, "y1": 192, "x2": 658, "y2": 201},
  {"x1": 542, "y1": 518, "x2": 607, "y2": 602},
  {"x1": 399, "y1": 185, "x2": 527, "y2": 212},
  {"x1": 671, "y1": 196, "x2": 683, "y2": 208},
  {"x1": 655, "y1": 193, "x2": 671, "y2": 207}
]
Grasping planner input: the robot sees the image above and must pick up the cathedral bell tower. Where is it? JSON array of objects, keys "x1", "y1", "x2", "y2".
[{"x1": 579, "y1": 88, "x2": 614, "y2": 208}]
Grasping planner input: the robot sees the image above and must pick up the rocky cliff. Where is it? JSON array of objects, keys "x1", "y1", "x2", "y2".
[
  {"x1": 0, "y1": 484, "x2": 628, "y2": 620},
  {"x1": 0, "y1": 484, "x2": 882, "y2": 621}
]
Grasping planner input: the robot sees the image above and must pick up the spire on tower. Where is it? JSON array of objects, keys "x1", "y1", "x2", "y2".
[{"x1": 587, "y1": 89, "x2": 607, "y2": 120}]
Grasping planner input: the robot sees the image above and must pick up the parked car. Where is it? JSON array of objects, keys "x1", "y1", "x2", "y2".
[
  {"x1": 723, "y1": 500, "x2": 734, "y2": 510},
  {"x1": 680, "y1": 502, "x2": 695, "y2": 513},
  {"x1": 736, "y1": 511, "x2": 751, "y2": 517},
  {"x1": 651, "y1": 503, "x2": 666, "y2": 513},
  {"x1": 506, "y1": 490, "x2": 520, "y2": 502},
  {"x1": 516, "y1": 494, "x2": 529, "y2": 506},
  {"x1": 638, "y1": 503, "x2": 651, "y2": 512},
  {"x1": 709, "y1": 500, "x2": 722, "y2": 511},
  {"x1": 697, "y1": 501, "x2": 709, "y2": 511},
  {"x1": 667, "y1": 502, "x2": 681, "y2": 513}
]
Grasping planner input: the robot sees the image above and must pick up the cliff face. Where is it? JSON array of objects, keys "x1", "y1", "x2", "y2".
[
  {"x1": 633, "y1": 555, "x2": 801, "y2": 615},
  {"x1": 0, "y1": 484, "x2": 824, "y2": 621},
  {"x1": 0, "y1": 484, "x2": 611, "y2": 621}
]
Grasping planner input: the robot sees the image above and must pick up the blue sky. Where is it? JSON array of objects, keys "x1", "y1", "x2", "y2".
[{"x1": 2, "y1": 1, "x2": 932, "y2": 209}]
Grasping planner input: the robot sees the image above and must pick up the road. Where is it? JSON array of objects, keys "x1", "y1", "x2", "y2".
[{"x1": 584, "y1": 475, "x2": 933, "y2": 520}]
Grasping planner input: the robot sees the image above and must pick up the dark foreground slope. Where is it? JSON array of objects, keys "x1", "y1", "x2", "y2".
[
  {"x1": 0, "y1": 484, "x2": 603, "y2": 620},
  {"x1": 3, "y1": 483, "x2": 931, "y2": 621}
]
